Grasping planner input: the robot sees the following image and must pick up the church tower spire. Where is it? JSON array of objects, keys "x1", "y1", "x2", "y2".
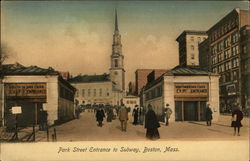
[
  {"x1": 110, "y1": 10, "x2": 125, "y2": 92},
  {"x1": 115, "y1": 9, "x2": 119, "y2": 32}
]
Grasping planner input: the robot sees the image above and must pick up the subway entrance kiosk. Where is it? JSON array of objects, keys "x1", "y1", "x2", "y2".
[{"x1": 143, "y1": 66, "x2": 220, "y2": 122}]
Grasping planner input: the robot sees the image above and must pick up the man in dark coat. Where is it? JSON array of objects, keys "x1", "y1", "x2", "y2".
[
  {"x1": 39, "y1": 110, "x2": 48, "y2": 131},
  {"x1": 205, "y1": 104, "x2": 213, "y2": 126},
  {"x1": 231, "y1": 105, "x2": 243, "y2": 136},
  {"x1": 132, "y1": 105, "x2": 139, "y2": 125},
  {"x1": 144, "y1": 104, "x2": 160, "y2": 140},
  {"x1": 96, "y1": 108, "x2": 105, "y2": 127}
]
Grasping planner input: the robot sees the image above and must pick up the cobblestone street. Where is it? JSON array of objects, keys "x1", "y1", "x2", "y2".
[{"x1": 34, "y1": 111, "x2": 249, "y2": 142}]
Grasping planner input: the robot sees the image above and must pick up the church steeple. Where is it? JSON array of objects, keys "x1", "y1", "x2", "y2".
[
  {"x1": 115, "y1": 9, "x2": 119, "y2": 32},
  {"x1": 110, "y1": 9, "x2": 125, "y2": 92}
]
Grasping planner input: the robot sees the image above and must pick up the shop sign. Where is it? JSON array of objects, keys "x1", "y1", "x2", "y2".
[
  {"x1": 226, "y1": 84, "x2": 236, "y2": 95},
  {"x1": 5, "y1": 83, "x2": 46, "y2": 97},
  {"x1": 174, "y1": 83, "x2": 208, "y2": 97},
  {"x1": 12, "y1": 106, "x2": 22, "y2": 114}
]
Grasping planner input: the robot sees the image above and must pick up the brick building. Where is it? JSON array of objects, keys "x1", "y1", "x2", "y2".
[{"x1": 135, "y1": 69, "x2": 167, "y2": 95}]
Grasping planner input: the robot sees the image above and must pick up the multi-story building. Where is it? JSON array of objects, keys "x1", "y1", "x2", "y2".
[
  {"x1": 176, "y1": 30, "x2": 208, "y2": 66},
  {"x1": 199, "y1": 39, "x2": 210, "y2": 71},
  {"x1": 240, "y1": 25, "x2": 250, "y2": 109},
  {"x1": 207, "y1": 8, "x2": 249, "y2": 111}
]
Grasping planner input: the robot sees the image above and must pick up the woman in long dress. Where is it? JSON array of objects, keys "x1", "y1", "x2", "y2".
[
  {"x1": 144, "y1": 104, "x2": 160, "y2": 140},
  {"x1": 231, "y1": 105, "x2": 243, "y2": 136}
]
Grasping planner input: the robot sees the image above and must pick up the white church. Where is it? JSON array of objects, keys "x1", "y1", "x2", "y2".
[{"x1": 69, "y1": 10, "x2": 125, "y2": 106}]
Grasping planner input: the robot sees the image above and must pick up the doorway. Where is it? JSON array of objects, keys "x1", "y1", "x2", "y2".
[{"x1": 175, "y1": 101, "x2": 207, "y2": 121}]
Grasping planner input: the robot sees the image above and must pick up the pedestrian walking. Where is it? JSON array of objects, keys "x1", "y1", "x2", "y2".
[
  {"x1": 106, "y1": 108, "x2": 113, "y2": 122},
  {"x1": 118, "y1": 104, "x2": 128, "y2": 132},
  {"x1": 164, "y1": 104, "x2": 172, "y2": 126},
  {"x1": 145, "y1": 104, "x2": 160, "y2": 140},
  {"x1": 75, "y1": 107, "x2": 80, "y2": 119},
  {"x1": 231, "y1": 104, "x2": 243, "y2": 136},
  {"x1": 205, "y1": 104, "x2": 213, "y2": 126},
  {"x1": 132, "y1": 105, "x2": 139, "y2": 125},
  {"x1": 96, "y1": 108, "x2": 105, "y2": 127},
  {"x1": 139, "y1": 106, "x2": 145, "y2": 125}
]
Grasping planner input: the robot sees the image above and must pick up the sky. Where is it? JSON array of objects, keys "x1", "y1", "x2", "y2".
[{"x1": 1, "y1": 1, "x2": 248, "y2": 90}]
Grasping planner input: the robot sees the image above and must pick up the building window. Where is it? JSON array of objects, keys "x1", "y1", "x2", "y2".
[
  {"x1": 191, "y1": 45, "x2": 194, "y2": 50},
  {"x1": 198, "y1": 37, "x2": 201, "y2": 43},
  {"x1": 232, "y1": 46, "x2": 239, "y2": 56},
  {"x1": 99, "y1": 89, "x2": 102, "y2": 96},
  {"x1": 190, "y1": 37, "x2": 194, "y2": 41},
  {"x1": 224, "y1": 37, "x2": 230, "y2": 48},
  {"x1": 226, "y1": 72, "x2": 231, "y2": 82},
  {"x1": 243, "y1": 45, "x2": 247, "y2": 54},
  {"x1": 88, "y1": 89, "x2": 91, "y2": 97},
  {"x1": 232, "y1": 32, "x2": 238, "y2": 44},
  {"x1": 232, "y1": 58, "x2": 239, "y2": 68},
  {"x1": 93, "y1": 89, "x2": 96, "y2": 97},
  {"x1": 82, "y1": 89, "x2": 85, "y2": 97},
  {"x1": 191, "y1": 54, "x2": 195, "y2": 59},
  {"x1": 233, "y1": 71, "x2": 238, "y2": 80},
  {"x1": 106, "y1": 88, "x2": 109, "y2": 96},
  {"x1": 127, "y1": 101, "x2": 129, "y2": 104},
  {"x1": 114, "y1": 59, "x2": 118, "y2": 67},
  {"x1": 224, "y1": 49, "x2": 231, "y2": 59}
]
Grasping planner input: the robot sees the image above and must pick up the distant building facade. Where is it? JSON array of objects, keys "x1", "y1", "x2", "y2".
[
  {"x1": 176, "y1": 30, "x2": 208, "y2": 66},
  {"x1": 59, "y1": 71, "x2": 70, "y2": 80},
  {"x1": 122, "y1": 95, "x2": 140, "y2": 113},
  {"x1": 207, "y1": 8, "x2": 250, "y2": 110},
  {"x1": 69, "y1": 74, "x2": 122, "y2": 106}
]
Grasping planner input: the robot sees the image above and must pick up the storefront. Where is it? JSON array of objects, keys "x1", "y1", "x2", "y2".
[
  {"x1": 1, "y1": 65, "x2": 76, "y2": 127},
  {"x1": 143, "y1": 66, "x2": 220, "y2": 122}
]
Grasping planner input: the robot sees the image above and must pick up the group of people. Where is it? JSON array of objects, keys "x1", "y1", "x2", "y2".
[
  {"x1": 95, "y1": 107, "x2": 116, "y2": 127},
  {"x1": 132, "y1": 105, "x2": 145, "y2": 125},
  {"x1": 93, "y1": 102, "x2": 244, "y2": 140},
  {"x1": 205, "y1": 103, "x2": 244, "y2": 136}
]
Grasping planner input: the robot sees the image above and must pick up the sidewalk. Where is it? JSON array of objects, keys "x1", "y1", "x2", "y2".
[{"x1": 32, "y1": 112, "x2": 250, "y2": 142}]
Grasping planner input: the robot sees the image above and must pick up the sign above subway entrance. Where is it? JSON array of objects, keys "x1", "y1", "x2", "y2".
[{"x1": 174, "y1": 83, "x2": 209, "y2": 98}]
